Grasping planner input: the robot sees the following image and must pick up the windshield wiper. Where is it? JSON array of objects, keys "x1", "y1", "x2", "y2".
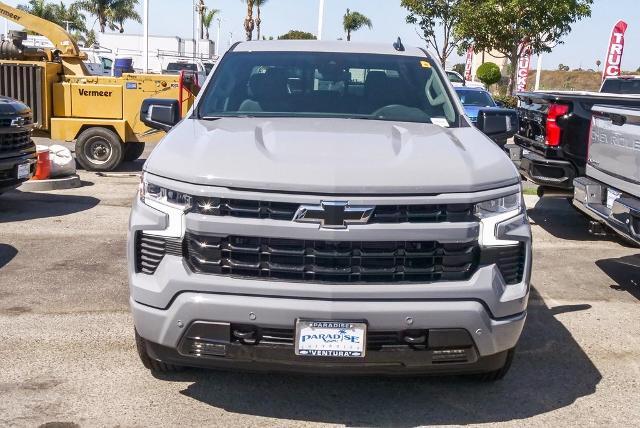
[{"x1": 200, "y1": 116, "x2": 223, "y2": 121}]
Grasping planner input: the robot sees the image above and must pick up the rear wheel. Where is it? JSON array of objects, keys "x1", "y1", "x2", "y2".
[
  {"x1": 75, "y1": 127, "x2": 124, "y2": 171},
  {"x1": 135, "y1": 329, "x2": 184, "y2": 373},
  {"x1": 474, "y1": 348, "x2": 515, "y2": 382},
  {"x1": 123, "y1": 142, "x2": 146, "y2": 162}
]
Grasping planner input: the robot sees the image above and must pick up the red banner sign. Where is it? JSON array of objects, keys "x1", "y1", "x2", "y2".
[
  {"x1": 602, "y1": 20, "x2": 628, "y2": 80},
  {"x1": 464, "y1": 46, "x2": 473, "y2": 81},
  {"x1": 516, "y1": 43, "x2": 532, "y2": 92}
]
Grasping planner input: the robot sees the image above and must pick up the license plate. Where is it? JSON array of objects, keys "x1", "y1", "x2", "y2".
[
  {"x1": 607, "y1": 188, "x2": 622, "y2": 210},
  {"x1": 17, "y1": 162, "x2": 30, "y2": 179},
  {"x1": 295, "y1": 320, "x2": 366, "y2": 358}
]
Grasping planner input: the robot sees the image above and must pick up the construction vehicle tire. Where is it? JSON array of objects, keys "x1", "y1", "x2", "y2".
[
  {"x1": 123, "y1": 142, "x2": 146, "y2": 162},
  {"x1": 75, "y1": 127, "x2": 124, "y2": 172}
]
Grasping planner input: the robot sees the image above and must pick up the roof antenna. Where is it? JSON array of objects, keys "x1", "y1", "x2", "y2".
[{"x1": 393, "y1": 37, "x2": 405, "y2": 52}]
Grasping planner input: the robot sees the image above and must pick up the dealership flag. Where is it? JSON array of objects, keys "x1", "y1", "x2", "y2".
[
  {"x1": 464, "y1": 46, "x2": 473, "y2": 81},
  {"x1": 602, "y1": 20, "x2": 628, "y2": 80},
  {"x1": 516, "y1": 43, "x2": 532, "y2": 92}
]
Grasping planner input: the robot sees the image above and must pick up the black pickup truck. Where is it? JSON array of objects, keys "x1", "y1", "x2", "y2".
[
  {"x1": 512, "y1": 87, "x2": 640, "y2": 192},
  {"x1": 0, "y1": 96, "x2": 36, "y2": 194}
]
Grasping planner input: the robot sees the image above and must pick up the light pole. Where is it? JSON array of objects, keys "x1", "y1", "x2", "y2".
[
  {"x1": 62, "y1": 20, "x2": 72, "y2": 32},
  {"x1": 317, "y1": 0, "x2": 325, "y2": 40},
  {"x1": 535, "y1": 54, "x2": 543, "y2": 91},
  {"x1": 143, "y1": 0, "x2": 149, "y2": 73},
  {"x1": 216, "y1": 18, "x2": 222, "y2": 56}
]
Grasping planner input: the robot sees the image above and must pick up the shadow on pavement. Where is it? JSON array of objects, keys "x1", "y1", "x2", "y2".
[
  {"x1": 596, "y1": 254, "x2": 640, "y2": 301},
  {"x1": 158, "y1": 287, "x2": 600, "y2": 426},
  {"x1": 0, "y1": 191, "x2": 99, "y2": 223},
  {"x1": 528, "y1": 197, "x2": 621, "y2": 243},
  {"x1": 0, "y1": 243, "x2": 18, "y2": 269}
]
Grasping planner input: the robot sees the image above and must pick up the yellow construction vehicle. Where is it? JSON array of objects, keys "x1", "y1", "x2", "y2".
[{"x1": 0, "y1": 2, "x2": 196, "y2": 171}]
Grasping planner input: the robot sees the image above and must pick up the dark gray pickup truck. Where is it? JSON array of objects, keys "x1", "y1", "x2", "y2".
[
  {"x1": 573, "y1": 105, "x2": 640, "y2": 245},
  {"x1": 0, "y1": 96, "x2": 36, "y2": 194}
]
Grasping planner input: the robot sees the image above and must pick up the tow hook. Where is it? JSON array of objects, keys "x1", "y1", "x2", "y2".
[{"x1": 233, "y1": 329, "x2": 258, "y2": 345}]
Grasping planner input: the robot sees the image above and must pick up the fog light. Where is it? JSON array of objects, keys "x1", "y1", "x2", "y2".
[
  {"x1": 190, "y1": 340, "x2": 226, "y2": 357},
  {"x1": 431, "y1": 348, "x2": 468, "y2": 363}
]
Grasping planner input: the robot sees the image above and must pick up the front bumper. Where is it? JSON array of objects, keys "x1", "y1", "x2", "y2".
[
  {"x1": 0, "y1": 151, "x2": 36, "y2": 192},
  {"x1": 129, "y1": 189, "x2": 531, "y2": 372},
  {"x1": 573, "y1": 176, "x2": 640, "y2": 245}
]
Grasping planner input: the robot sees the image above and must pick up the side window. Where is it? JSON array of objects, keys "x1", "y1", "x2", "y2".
[{"x1": 102, "y1": 57, "x2": 113, "y2": 71}]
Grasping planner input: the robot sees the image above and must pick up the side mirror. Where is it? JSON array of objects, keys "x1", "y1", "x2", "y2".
[
  {"x1": 495, "y1": 100, "x2": 505, "y2": 108},
  {"x1": 476, "y1": 108, "x2": 519, "y2": 141},
  {"x1": 140, "y1": 98, "x2": 181, "y2": 132}
]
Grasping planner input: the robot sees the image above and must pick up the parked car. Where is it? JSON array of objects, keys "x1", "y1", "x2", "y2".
[
  {"x1": 512, "y1": 89, "x2": 640, "y2": 194},
  {"x1": 163, "y1": 61, "x2": 208, "y2": 87},
  {"x1": 446, "y1": 70, "x2": 485, "y2": 89},
  {"x1": 0, "y1": 97, "x2": 36, "y2": 195},
  {"x1": 573, "y1": 105, "x2": 640, "y2": 245},
  {"x1": 600, "y1": 75, "x2": 640, "y2": 94},
  {"x1": 131, "y1": 40, "x2": 530, "y2": 380},
  {"x1": 455, "y1": 87, "x2": 517, "y2": 148}
]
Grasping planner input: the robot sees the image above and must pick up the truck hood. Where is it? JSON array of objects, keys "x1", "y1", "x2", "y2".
[{"x1": 145, "y1": 118, "x2": 519, "y2": 194}]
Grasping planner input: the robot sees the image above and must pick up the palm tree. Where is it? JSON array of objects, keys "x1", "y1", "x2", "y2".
[
  {"x1": 343, "y1": 9, "x2": 372, "y2": 42},
  {"x1": 241, "y1": 0, "x2": 255, "y2": 41},
  {"x1": 255, "y1": 0, "x2": 268, "y2": 40},
  {"x1": 53, "y1": 2, "x2": 87, "y2": 33},
  {"x1": 201, "y1": 8, "x2": 220, "y2": 40},
  {"x1": 76, "y1": 0, "x2": 141, "y2": 33},
  {"x1": 17, "y1": 0, "x2": 57, "y2": 23}
]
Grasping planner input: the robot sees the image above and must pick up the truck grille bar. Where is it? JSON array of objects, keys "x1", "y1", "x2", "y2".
[
  {"x1": 191, "y1": 197, "x2": 475, "y2": 223},
  {"x1": 185, "y1": 233, "x2": 479, "y2": 283},
  {"x1": 0, "y1": 130, "x2": 32, "y2": 154}
]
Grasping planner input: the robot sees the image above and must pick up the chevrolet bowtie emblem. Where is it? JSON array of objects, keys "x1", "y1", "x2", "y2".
[{"x1": 293, "y1": 201, "x2": 375, "y2": 229}]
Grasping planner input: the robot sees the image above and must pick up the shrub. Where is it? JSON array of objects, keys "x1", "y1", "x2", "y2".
[
  {"x1": 493, "y1": 94, "x2": 518, "y2": 109},
  {"x1": 476, "y1": 62, "x2": 502, "y2": 87},
  {"x1": 278, "y1": 30, "x2": 316, "y2": 40}
]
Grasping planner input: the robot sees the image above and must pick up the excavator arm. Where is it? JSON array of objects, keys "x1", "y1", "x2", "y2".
[{"x1": 0, "y1": 1, "x2": 83, "y2": 58}]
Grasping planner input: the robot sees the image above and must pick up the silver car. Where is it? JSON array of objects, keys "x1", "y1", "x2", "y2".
[{"x1": 130, "y1": 40, "x2": 530, "y2": 380}]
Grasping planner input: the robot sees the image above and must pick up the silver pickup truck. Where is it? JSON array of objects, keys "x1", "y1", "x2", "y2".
[
  {"x1": 129, "y1": 40, "x2": 531, "y2": 380},
  {"x1": 574, "y1": 105, "x2": 640, "y2": 245}
]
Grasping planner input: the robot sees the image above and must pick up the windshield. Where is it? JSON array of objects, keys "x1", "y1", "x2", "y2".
[
  {"x1": 167, "y1": 62, "x2": 197, "y2": 72},
  {"x1": 204, "y1": 63, "x2": 214, "y2": 74},
  {"x1": 456, "y1": 90, "x2": 496, "y2": 107},
  {"x1": 601, "y1": 79, "x2": 640, "y2": 94},
  {"x1": 198, "y1": 51, "x2": 459, "y2": 125},
  {"x1": 446, "y1": 71, "x2": 464, "y2": 83}
]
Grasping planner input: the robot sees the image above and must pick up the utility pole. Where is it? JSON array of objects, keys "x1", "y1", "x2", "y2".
[
  {"x1": 317, "y1": 0, "x2": 325, "y2": 40},
  {"x1": 535, "y1": 54, "x2": 543, "y2": 91},
  {"x1": 143, "y1": 0, "x2": 149, "y2": 73},
  {"x1": 62, "y1": 20, "x2": 72, "y2": 32}
]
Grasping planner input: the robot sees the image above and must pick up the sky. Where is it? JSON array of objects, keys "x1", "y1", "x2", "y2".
[{"x1": 3, "y1": 0, "x2": 639, "y2": 71}]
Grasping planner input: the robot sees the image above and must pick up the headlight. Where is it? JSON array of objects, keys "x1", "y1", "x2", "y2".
[
  {"x1": 475, "y1": 193, "x2": 525, "y2": 247},
  {"x1": 475, "y1": 193, "x2": 521, "y2": 218},
  {"x1": 139, "y1": 173, "x2": 192, "y2": 211}
]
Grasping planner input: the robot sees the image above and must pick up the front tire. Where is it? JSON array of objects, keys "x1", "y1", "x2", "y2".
[
  {"x1": 123, "y1": 142, "x2": 146, "y2": 162},
  {"x1": 135, "y1": 329, "x2": 183, "y2": 373},
  {"x1": 75, "y1": 127, "x2": 124, "y2": 171}
]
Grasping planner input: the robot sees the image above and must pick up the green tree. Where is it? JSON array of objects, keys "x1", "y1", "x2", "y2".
[
  {"x1": 76, "y1": 0, "x2": 142, "y2": 33},
  {"x1": 343, "y1": 9, "x2": 372, "y2": 42},
  {"x1": 201, "y1": 8, "x2": 220, "y2": 40},
  {"x1": 278, "y1": 30, "x2": 317, "y2": 40},
  {"x1": 18, "y1": 0, "x2": 86, "y2": 35},
  {"x1": 456, "y1": 0, "x2": 593, "y2": 94},
  {"x1": 401, "y1": 0, "x2": 464, "y2": 67},
  {"x1": 476, "y1": 62, "x2": 501, "y2": 86},
  {"x1": 452, "y1": 63, "x2": 466, "y2": 75}
]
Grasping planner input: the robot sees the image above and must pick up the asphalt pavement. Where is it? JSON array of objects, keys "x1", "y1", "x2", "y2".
[{"x1": 0, "y1": 146, "x2": 639, "y2": 427}]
